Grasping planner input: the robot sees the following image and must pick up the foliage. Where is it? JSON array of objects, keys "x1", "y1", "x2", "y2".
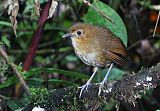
[
  {"x1": 83, "y1": 1, "x2": 128, "y2": 47},
  {"x1": 0, "y1": 56, "x2": 9, "y2": 76},
  {"x1": 0, "y1": 0, "x2": 160, "y2": 111},
  {"x1": 0, "y1": 67, "x2": 89, "y2": 89},
  {"x1": 29, "y1": 88, "x2": 49, "y2": 106}
]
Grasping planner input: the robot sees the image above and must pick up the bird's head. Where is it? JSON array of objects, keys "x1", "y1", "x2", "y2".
[{"x1": 62, "y1": 23, "x2": 96, "y2": 40}]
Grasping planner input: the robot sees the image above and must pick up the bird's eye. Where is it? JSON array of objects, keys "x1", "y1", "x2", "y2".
[{"x1": 77, "y1": 30, "x2": 82, "y2": 35}]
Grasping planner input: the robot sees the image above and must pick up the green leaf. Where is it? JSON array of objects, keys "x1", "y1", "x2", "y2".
[
  {"x1": 65, "y1": 55, "x2": 78, "y2": 61},
  {"x1": 83, "y1": 0, "x2": 128, "y2": 47},
  {"x1": 0, "y1": 41, "x2": 4, "y2": 45},
  {"x1": 104, "y1": 67, "x2": 124, "y2": 80},
  {"x1": 26, "y1": 68, "x2": 89, "y2": 80},
  {"x1": 48, "y1": 79, "x2": 78, "y2": 86},
  {"x1": 97, "y1": 67, "x2": 124, "y2": 82},
  {"x1": 1, "y1": 36, "x2": 11, "y2": 48},
  {"x1": 0, "y1": 68, "x2": 88, "y2": 89},
  {"x1": 0, "y1": 21, "x2": 12, "y2": 27},
  {"x1": 27, "y1": 78, "x2": 44, "y2": 87},
  {"x1": 0, "y1": 76, "x2": 18, "y2": 89},
  {"x1": 28, "y1": 78, "x2": 78, "y2": 86},
  {"x1": 7, "y1": 99, "x2": 27, "y2": 111}
]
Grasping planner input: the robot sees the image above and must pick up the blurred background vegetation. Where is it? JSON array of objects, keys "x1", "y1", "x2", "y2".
[{"x1": 0, "y1": 0, "x2": 160, "y2": 110}]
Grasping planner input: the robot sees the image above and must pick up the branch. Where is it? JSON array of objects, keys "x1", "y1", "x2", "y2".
[
  {"x1": 153, "y1": 11, "x2": 160, "y2": 37},
  {"x1": 24, "y1": 63, "x2": 160, "y2": 111},
  {"x1": 0, "y1": 46, "x2": 30, "y2": 95},
  {"x1": 23, "y1": 0, "x2": 52, "y2": 71}
]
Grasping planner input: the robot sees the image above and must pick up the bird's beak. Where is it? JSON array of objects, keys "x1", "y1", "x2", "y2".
[{"x1": 62, "y1": 33, "x2": 73, "y2": 38}]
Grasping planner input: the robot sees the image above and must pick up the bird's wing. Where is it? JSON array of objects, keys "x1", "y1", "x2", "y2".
[
  {"x1": 105, "y1": 37, "x2": 128, "y2": 65},
  {"x1": 100, "y1": 27, "x2": 128, "y2": 56},
  {"x1": 106, "y1": 50, "x2": 126, "y2": 66},
  {"x1": 109, "y1": 37, "x2": 128, "y2": 56}
]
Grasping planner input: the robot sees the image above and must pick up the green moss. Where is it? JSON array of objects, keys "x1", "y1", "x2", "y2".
[{"x1": 29, "y1": 87, "x2": 49, "y2": 106}]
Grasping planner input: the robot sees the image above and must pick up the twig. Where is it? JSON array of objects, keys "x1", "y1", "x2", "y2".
[
  {"x1": 9, "y1": 49, "x2": 55, "y2": 54},
  {"x1": 81, "y1": 0, "x2": 114, "y2": 23},
  {"x1": 23, "y1": 0, "x2": 52, "y2": 71},
  {"x1": 153, "y1": 11, "x2": 160, "y2": 37},
  {"x1": 0, "y1": 46, "x2": 30, "y2": 95},
  {"x1": 128, "y1": 35, "x2": 160, "y2": 50},
  {"x1": 0, "y1": 94, "x2": 10, "y2": 100}
]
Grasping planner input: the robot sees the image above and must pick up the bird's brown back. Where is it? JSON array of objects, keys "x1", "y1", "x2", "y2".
[{"x1": 69, "y1": 23, "x2": 128, "y2": 67}]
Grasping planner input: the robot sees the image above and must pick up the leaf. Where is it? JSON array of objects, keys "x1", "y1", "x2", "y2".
[
  {"x1": 0, "y1": 0, "x2": 19, "y2": 36},
  {"x1": 48, "y1": 0, "x2": 58, "y2": 18},
  {"x1": 7, "y1": 100, "x2": 20, "y2": 110},
  {"x1": 0, "y1": 68, "x2": 88, "y2": 89},
  {"x1": 105, "y1": 67, "x2": 124, "y2": 80},
  {"x1": 26, "y1": 68, "x2": 89, "y2": 79},
  {"x1": 48, "y1": 79, "x2": 78, "y2": 86},
  {"x1": 27, "y1": 78, "x2": 44, "y2": 87},
  {"x1": 34, "y1": 0, "x2": 41, "y2": 16},
  {"x1": 97, "y1": 67, "x2": 125, "y2": 82},
  {"x1": 0, "y1": 41, "x2": 4, "y2": 45},
  {"x1": 8, "y1": 0, "x2": 19, "y2": 37},
  {"x1": 83, "y1": 1, "x2": 128, "y2": 47},
  {"x1": 0, "y1": 21, "x2": 12, "y2": 27},
  {"x1": 0, "y1": 76, "x2": 18, "y2": 89},
  {"x1": 28, "y1": 78, "x2": 78, "y2": 86},
  {"x1": 1, "y1": 36, "x2": 11, "y2": 48},
  {"x1": 65, "y1": 55, "x2": 78, "y2": 61},
  {"x1": 0, "y1": 0, "x2": 11, "y2": 16},
  {"x1": 7, "y1": 99, "x2": 27, "y2": 111}
]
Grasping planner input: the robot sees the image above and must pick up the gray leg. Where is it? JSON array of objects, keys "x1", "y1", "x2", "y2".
[
  {"x1": 79, "y1": 67, "x2": 98, "y2": 98},
  {"x1": 98, "y1": 63, "x2": 114, "y2": 95}
]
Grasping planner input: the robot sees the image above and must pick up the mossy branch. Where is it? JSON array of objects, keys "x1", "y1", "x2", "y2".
[{"x1": 24, "y1": 63, "x2": 160, "y2": 111}]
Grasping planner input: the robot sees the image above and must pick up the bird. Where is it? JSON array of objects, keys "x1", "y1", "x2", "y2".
[{"x1": 62, "y1": 23, "x2": 128, "y2": 98}]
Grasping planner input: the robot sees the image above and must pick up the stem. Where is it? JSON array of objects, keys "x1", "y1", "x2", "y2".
[
  {"x1": 0, "y1": 46, "x2": 30, "y2": 95},
  {"x1": 153, "y1": 11, "x2": 160, "y2": 37}
]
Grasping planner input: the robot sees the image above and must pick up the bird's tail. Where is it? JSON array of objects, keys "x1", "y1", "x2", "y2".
[{"x1": 122, "y1": 57, "x2": 141, "y2": 73}]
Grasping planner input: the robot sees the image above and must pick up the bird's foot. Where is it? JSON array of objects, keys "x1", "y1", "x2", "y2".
[
  {"x1": 78, "y1": 82, "x2": 91, "y2": 98},
  {"x1": 98, "y1": 81, "x2": 105, "y2": 96}
]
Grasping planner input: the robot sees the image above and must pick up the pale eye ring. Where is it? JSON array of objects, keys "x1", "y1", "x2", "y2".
[{"x1": 77, "y1": 30, "x2": 82, "y2": 35}]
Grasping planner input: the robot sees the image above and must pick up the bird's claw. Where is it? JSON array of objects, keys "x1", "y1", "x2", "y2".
[
  {"x1": 79, "y1": 82, "x2": 90, "y2": 98},
  {"x1": 98, "y1": 82, "x2": 105, "y2": 96}
]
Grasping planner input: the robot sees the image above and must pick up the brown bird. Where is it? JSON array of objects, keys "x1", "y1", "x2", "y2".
[{"x1": 63, "y1": 23, "x2": 128, "y2": 98}]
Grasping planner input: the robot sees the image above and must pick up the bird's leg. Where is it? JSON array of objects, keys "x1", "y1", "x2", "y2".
[
  {"x1": 98, "y1": 63, "x2": 114, "y2": 95},
  {"x1": 79, "y1": 67, "x2": 98, "y2": 98}
]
